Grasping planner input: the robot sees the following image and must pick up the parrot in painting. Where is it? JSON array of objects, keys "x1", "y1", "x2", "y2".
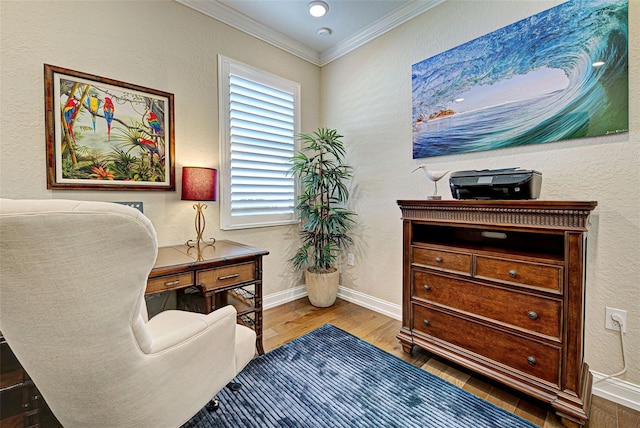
[
  {"x1": 63, "y1": 98, "x2": 79, "y2": 143},
  {"x1": 147, "y1": 111, "x2": 162, "y2": 135},
  {"x1": 103, "y1": 97, "x2": 115, "y2": 141},
  {"x1": 86, "y1": 94, "x2": 100, "y2": 133},
  {"x1": 136, "y1": 137, "x2": 161, "y2": 158}
]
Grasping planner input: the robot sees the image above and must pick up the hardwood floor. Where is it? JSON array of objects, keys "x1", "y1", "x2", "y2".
[{"x1": 263, "y1": 298, "x2": 640, "y2": 428}]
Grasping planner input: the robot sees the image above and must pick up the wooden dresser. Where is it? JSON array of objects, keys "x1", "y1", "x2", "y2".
[{"x1": 397, "y1": 200, "x2": 596, "y2": 428}]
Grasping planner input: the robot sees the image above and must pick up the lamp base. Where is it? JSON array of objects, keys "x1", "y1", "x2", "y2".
[
  {"x1": 186, "y1": 240, "x2": 215, "y2": 261},
  {"x1": 185, "y1": 202, "x2": 216, "y2": 249},
  {"x1": 186, "y1": 237, "x2": 216, "y2": 248}
]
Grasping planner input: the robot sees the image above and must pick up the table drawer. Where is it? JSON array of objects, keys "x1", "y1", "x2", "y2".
[
  {"x1": 412, "y1": 270, "x2": 561, "y2": 339},
  {"x1": 146, "y1": 272, "x2": 194, "y2": 295},
  {"x1": 475, "y1": 255, "x2": 562, "y2": 292},
  {"x1": 1, "y1": 339, "x2": 25, "y2": 389},
  {"x1": 412, "y1": 304, "x2": 560, "y2": 385},
  {"x1": 0, "y1": 382, "x2": 39, "y2": 421},
  {"x1": 413, "y1": 247, "x2": 471, "y2": 276},
  {"x1": 197, "y1": 262, "x2": 256, "y2": 292}
]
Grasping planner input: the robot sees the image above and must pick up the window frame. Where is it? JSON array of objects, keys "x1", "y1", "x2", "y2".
[{"x1": 218, "y1": 55, "x2": 301, "y2": 230}]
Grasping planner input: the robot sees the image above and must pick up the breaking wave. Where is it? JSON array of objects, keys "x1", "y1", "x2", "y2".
[{"x1": 412, "y1": 0, "x2": 628, "y2": 158}]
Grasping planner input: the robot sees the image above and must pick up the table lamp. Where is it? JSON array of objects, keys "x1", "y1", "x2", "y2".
[{"x1": 182, "y1": 166, "x2": 217, "y2": 248}]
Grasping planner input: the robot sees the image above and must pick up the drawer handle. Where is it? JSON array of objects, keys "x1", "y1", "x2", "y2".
[
  {"x1": 435, "y1": 257, "x2": 443, "y2": 263},
  {"x1": 423, "y1": 319, "x2": 430, "y2": 326},
  {"x1": 219, "y1": 273, "x2": 240, "y2": 281},
  {"x1": 527, "y1": 356, "x2": 537, "y2": 365},
  {"x1": 423, "y1": 285, "x2": 431, "y2": 291},
  {"x1": 509, "y1": 269, "x2": 517, "y2": 278},
  {"x1": 164, "y1": 280, "x2": 180, "y2": 287},
  {"x1": 528, "y1": 311, "x2": 538, "y2": 320}
]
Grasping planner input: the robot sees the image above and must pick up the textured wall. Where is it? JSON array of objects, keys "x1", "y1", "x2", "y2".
[
  {"x1": 321, "y1": 0, "x2": 639, "y2": 388},
  {"x1": 0, "y1": 0, "x2": 320, "y2": 297},
  {"x1": 1, "y1": 0, "x2": 637, "y2": 393}
]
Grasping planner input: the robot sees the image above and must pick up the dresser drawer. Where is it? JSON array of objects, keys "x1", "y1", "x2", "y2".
[
  {"x1": 412, "y1": 304, "x2": 560, "y2": 385},
  {"x1": 412, "y1": 270, "x2": 561, "y2": 339},
  {"x1": 412, "y1": 247, "x2": 471, "y2": 276},
  {"x1": 475, "y1": 255, "x2": 562, "y2": 292},
  {"x1": 146, "y1": 272, "x2": 194, "y2": 295},
  {"x1": 197, "y1": 262, "x2": 256, "y2": 292}
]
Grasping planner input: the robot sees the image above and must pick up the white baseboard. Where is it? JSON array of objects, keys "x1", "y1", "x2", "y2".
[
  {"x1": 263, "y1": 287, "x2": 640, "y2": 412},
  {"x1": 591, "y1": 371, "x2": 640, "y2": 412},
  {"x1": 335, "y1": 286, "x2": 402, "y2": 320},
  {"x1": 263, "y1": 285, "x2": 308, "y2": 310},
  {"x1": 263, "y1": 284, "x2": 402, "y2": 320}
]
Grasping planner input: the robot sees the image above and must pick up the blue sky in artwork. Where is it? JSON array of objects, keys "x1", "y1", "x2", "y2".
[{"x1": 447, "y1": 67, "x2": 569, "y2": 114}]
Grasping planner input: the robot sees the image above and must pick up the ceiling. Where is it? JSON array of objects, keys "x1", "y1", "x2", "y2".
[{"x1": 176, "y1": 0, "x2": 444, "y2": 66}]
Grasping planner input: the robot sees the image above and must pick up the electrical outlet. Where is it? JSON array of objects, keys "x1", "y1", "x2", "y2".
[
  {"x1": 605, "y1": 307, "x2": 627, "y2": 333},
  {"x1": 347, "y1": 253, "x2": 355, "y2": 266}
]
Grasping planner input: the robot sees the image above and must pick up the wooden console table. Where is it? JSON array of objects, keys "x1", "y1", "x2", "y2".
[
  {"x1": 146, "y1": 240, "x2": 269, "y2": 355},
  {"x1": 397, "y1": 200, "x2": 596, "y2": 428}
]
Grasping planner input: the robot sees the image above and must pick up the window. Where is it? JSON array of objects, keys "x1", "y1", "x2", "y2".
[{"x1": 218, "y1": 56, "x2": 300, "y2": 230}]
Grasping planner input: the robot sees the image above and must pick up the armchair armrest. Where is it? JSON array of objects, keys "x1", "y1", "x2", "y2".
[{"x1": 144, "y1": 305, "x2": 238, "y2": 354}]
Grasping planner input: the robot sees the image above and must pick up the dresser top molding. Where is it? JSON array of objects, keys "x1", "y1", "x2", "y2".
[{"x1": 397, "y1": 200, "x2": 598, "y2": 231}]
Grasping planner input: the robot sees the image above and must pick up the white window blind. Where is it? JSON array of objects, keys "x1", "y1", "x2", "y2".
[{"x1": 219, "y1": 56, "x2": 300, "y2": 230}]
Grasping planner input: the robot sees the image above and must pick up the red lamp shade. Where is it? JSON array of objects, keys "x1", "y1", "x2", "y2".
[{"x1": 181, "y1": 167, "x2": 217, "y2": 201}]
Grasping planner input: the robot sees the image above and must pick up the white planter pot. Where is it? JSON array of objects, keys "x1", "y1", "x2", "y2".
[{"x1": 305, "y1": 268, "x2": 339, "y2": 307}]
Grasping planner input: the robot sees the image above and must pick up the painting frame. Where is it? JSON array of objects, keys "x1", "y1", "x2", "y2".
[
  {"x1": 411, "y1": 0, "x2": 628, "y2": 159},
  {"x1": 45, "y1": 64, "x2": 175, "y2": 190}
]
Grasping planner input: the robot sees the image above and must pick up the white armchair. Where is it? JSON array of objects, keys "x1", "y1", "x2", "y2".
[{"x1": 0, "y1": 199, "x2": 256, "y2": 427}]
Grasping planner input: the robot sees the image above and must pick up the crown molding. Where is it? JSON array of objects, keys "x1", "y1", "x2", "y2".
[
  {"x1": 176, "y1": 0, "x2": 321, "y2": 65},
  {"x1": 319, "y1": 0, "x2": 444, "y2": 66},
  {"x1": 176, "y1": 0, "x2": 444, "y2": 67}
]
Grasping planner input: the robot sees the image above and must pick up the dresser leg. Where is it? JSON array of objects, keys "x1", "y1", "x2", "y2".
[
  {"x1": 557, "y1": 413, "x2": 585, "y2": 428},
  {"x1": 560, "y1": 418, "x2": 579, "y2": 428},
  {"x1": 401, "y1": 343, "x2": 413, "y2": 354}
]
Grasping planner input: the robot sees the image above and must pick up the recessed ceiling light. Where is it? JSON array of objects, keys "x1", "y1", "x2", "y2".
[
  {"x1": 592, "y1": 61, "x2": 605, "y2": 67},
  {"x1": 309, "y1": 1, "x2": 329, "y2": 18},
  {"x1": 317, "y1": 27, "x2": 332, "y2": 37}
]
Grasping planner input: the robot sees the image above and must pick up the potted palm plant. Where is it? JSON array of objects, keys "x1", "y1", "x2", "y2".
[{"x1": 289, "y1": 128, "x2": 357, "y2": 307}]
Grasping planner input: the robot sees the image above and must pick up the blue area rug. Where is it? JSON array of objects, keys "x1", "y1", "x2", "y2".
[{"x1": 183, "y1": 324, "x2": 538, "y2": 427}]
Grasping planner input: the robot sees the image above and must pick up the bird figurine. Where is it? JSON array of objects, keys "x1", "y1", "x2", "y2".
[
  {"x1": 63, "y1": 98, "x2": 79, "y2": 143},
  {"x1": 103, "y1": 97, "x2": 115, "y2": 141},
  {"x1": 412, "y1": 164, "x2": 449, "y2": 200}
]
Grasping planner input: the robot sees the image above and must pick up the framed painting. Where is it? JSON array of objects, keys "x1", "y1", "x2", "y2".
[
  {"x1": 411, "y1": 0, "x2": 628, "y2": 158},
  {"x1": 45, "y1": 64, "x2": 175, "y2": 190}
]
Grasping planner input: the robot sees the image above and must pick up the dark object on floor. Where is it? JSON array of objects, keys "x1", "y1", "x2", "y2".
[{"x1": 182, "y1": 324, "x2": 538, "y2": 428}]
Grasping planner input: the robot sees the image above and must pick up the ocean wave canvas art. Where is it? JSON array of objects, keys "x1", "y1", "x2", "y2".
[{"x1": 411, "y1": 0, "x2": 628, "y2": 159}]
